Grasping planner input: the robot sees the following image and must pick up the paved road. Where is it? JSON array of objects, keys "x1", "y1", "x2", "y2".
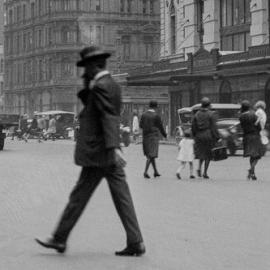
[{"x1": 0, "y1": 139, "x2": 270, "y2": 270}]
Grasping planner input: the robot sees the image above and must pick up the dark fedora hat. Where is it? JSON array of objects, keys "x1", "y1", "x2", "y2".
[{"x1": 77, "y1": 46, "x2": 111, "y2": 67}]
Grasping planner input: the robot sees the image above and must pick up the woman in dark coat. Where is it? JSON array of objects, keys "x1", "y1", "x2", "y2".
[
  {"x1": 239, "y1": 100, "x2": 265, "y2": 180},
  {"x1": 140, "y1": 100, "x2": 167, "y2": 178},
  {"x1": 191, "y1": 97, "x2": 219, "y2": 179}
]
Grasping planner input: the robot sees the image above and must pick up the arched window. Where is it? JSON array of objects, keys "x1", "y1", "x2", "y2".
[
  {"x1": 219, "y1": 80, "x2": 232, "y2": 103},
  {"x1": 170, "y1": 2, "x2": 176, "y2": 54}
]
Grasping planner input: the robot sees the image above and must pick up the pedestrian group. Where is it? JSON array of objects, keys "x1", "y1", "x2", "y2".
[{"x1": 33, "y1": 45, "x2": 268, "y2": 258}]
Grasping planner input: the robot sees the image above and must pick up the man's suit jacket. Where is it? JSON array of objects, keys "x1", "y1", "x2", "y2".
[{"x1": 75, "y1": 74, "x2": 121, "y2": 167}]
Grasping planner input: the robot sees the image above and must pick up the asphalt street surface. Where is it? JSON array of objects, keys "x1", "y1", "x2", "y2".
[{"x1": 0, "y1": 139, "x2": 270, "y2": 270}]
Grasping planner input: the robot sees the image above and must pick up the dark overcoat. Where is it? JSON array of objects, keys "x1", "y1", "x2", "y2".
[
  {"x1": 191, "y1": 108, "x2": 219, "y2": 160},
  {"x1": 139, "y1": 110, "x2": 166, "y2": 158},
  {"x1": 75, "y1": 74, "x2": 121, "y2": 167},
  {"x1": 239, "y1": 110, "x2": 265, "y2": 158}
]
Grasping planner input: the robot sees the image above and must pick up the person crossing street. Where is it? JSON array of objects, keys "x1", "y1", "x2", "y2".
[{"x1": 35, "y1": 46, "x2": 145, "y2": 256}]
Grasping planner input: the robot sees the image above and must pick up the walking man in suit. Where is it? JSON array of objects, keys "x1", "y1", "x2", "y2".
[{"x1": 35, "y1": 46, "x2": 145, "y2": 256}]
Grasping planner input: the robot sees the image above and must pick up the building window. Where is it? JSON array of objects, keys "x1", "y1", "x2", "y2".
[
  {"x1": 143, "y1": 0, "x2": 147, "y2": 14},
  {"x1": 62, "y1": 59, "x2": 73, "y2": 77},
  {"x1": 89, "y1": 26, "x2": 94, "y2": 44},
  {"x1": 96, "y1": 0, "x2": 101, "y2": 11},
  {"x1": 38, "y1": 29, "x2": 42, "y2": 47},
  {"x1": 0, "y1": 82, "x2": 3, "y2": 93},
  {"x1": 220, "y1": 0, "x2": 251, "y2": 51},
  {"x1": 127, "y1": 0, "x2": 132, "y2": 13},
  {"x1": 120, "y1": 0, "x2": 125, "y2": 12},
  {"x1": 9, "y1": 9, "x2": 13, "y2": 24},
  {"x1": 122, "y1": 36, "x2": 131, "y2": 60},
  {"x1": 23, "y1": 4, "x2": 26, "y2": 21},
  {"x1": 144, "y1": 36, "x2": 153, "y2": 60},
  {"x1": 219, "y1": 80, "x2": 232, "y2": 103},
  {"x1": 221, "y1": 0, "x2": 251, "y2": 27},
  {"x1": 0, "y1": 59, "x2": 4, "y2": 73},
  {"x1": 62, "y1": 27, "x2": 70, "y2": 43},
  {"x1": 31, "y1": 2, "x2": 35, "y2": 18},
  {"x1": 96, "y1": 26, "x2": 102, "y2": 45},
  {"x1": 170, "y1": 3, "x2": 176, "y2": 54},
  {"x1": 150, "y1": 0, "x2": 154, "y2": 14},
  {"x1": 63, "y1": 0, "x2": 70, "y2": 10}
]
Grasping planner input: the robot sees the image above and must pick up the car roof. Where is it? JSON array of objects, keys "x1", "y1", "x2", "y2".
[
  {"x1": 177, "y1": 107, "x2": 192, "y2": 114},
  {"x1": 192, "y1": 103, "x2": 241, "y2": 110}
]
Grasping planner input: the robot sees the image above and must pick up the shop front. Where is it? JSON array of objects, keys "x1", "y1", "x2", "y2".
[{"x1": 127, "y1": 45, "x2": 270, "y2": 136}]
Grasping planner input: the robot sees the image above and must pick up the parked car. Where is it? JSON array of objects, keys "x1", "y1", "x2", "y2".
[
  {"x1": 175, "y1": 103, "x2": 242, "y2": 154},
  {"x1": 175, "y1": 107, "x2": 193, "y2": 144},
  {"x1": 216, "y1": 119, "x2": 243, "y2": 155},
  {"x1": 35, "y1": 110, "x2": 75, "y2": 139}
]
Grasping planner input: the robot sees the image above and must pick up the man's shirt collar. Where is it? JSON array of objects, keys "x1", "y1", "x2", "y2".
[{"x1": 94, "y1": 70, "x2": 110, "y2": 81}]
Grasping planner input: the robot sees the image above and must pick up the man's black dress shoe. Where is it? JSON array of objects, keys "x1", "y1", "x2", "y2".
[
  {"x1": 115, "y1": 242, "x2": 146, "y2": 256},
  {"x1": 153, "y1": 172, "x2": 161, "y2": 178},
  {"x1": 35, "y1": 237, "x2": 66, "y2": 253},
  {"x1": 144, "y1": 173, "x2": 150, "y2": 179}
]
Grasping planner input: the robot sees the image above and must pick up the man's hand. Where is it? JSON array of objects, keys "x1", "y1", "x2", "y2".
[{"x1": 114, "y1": 148, "x2": 127, "y2": 168}]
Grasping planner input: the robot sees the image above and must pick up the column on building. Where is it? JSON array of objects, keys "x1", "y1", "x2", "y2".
[
  {"x1": 181, "y1": 0, "x2": 200, "y2": 58},
  {"x1": 161, "y1": 0, "x2": 190, "y2": 58},
  {"x1": 250, "y1": 0, "x2": 269, "y2": 46},
  {"x1": 203, "y1": 0, "x2": 220, "y2": 51}
]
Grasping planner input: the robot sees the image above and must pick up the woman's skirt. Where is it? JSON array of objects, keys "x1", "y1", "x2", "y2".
[
  {"x1": 143, "y1": 134, "x2": 159, "y2": 158},
  {"x1": 243, "y1": 134, "x2": 265, "y2": 158},
  {"x1": 194, "y1": 129, "x2": 215, "y2": 160}
]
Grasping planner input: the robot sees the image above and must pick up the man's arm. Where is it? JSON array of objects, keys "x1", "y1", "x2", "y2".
[{"x1": 93, "y1": 85, "x2": 120, "y2": 149}]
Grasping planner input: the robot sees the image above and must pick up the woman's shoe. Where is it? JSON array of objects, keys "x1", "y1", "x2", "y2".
[
  {"x1": 251, "y1": 173, "x2": 257, "y2": 181},
  {"x1": 143, "y1": 173, "x2": 150, "y2": 179},
  {"x1": 203, "y1": 174, "x2": 209, "y2": 179},
  {"x1": 247, "y1": 170, "x2": 252, "y2": 180},
  {"x1": 197, "y1": 170, "x2": 202, "y2": 177},
  {"x1": 190, "y1": 175, "x2": 195, "y2": 179},
  {"x1": 176, "y1": 173, "x2": 181, "y2": 180},
  {"x1": 154, "y1": 172, "x2": 161, "y2": 178}
]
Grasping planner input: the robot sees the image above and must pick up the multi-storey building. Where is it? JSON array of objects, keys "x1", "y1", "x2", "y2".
[
  {"x1": 3, "y1": 0, "x2": 160, "y2": 115},
  {"x1": 0, "y1": 0, "x2": 4, "y2": 112},
  {"x1": 128, "y1": 0, "x2": 270, "y2": 134},
  {"x1": 0, "y1": 44, "x2": 4, "y2": 112}
]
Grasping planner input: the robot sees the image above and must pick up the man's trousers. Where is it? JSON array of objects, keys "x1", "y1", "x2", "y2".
[{"x1": 53, "y1": 165, "x2": 143, "y2": 245}]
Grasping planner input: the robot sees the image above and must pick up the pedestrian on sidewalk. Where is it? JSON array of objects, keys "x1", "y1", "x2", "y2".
[
  {"x1": 140, "y1": 100, "x2": 167, "y2": 179},
  {"x1": 176, "y1": 129, "x2": 195, "y2": 180},
  {"x1": 239, "y1": 100, "x2": 265, "y2": 180},
  {"x1": 35, "y1": 45, "x2": 145, "y2": 256},
  {"x1": 132, "y1": 110, "x2": 140, "y2": 144},
  {"x1": 254, "y1": 100, "x2": 269, "y2": 145},
  {"x1": 37, "y1": 115, "x2": 46, "y2": 142},
  {"x1": 191, "y1": 97, "x2": 219, "y2": 179},
  {"x1": 46, "y1": 115, "x2": 56, "y2": 141}
]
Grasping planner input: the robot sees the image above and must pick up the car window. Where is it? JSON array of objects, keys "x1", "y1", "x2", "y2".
[
  {"x1": 179, "y1": 112, "x2": 192, "y2": 124},
  {"x1": 213, "y1": 109, "x2": 240, "y2": 119}
]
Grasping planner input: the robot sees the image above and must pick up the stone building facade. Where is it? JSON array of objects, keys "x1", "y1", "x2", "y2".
[
  {"x1": 3, "y1": 0, "x2": 160, "y2": 115},
  {"x1": 0, "y1": 44, "x2": 4, "y2": 112},
  {"x1": 128, "y1": 0, "x2": 270, "y2": 135}
]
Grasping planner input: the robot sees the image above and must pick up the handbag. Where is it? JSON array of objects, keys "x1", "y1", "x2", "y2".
[{"x1": 211, "y1": 146, "x2": 228, "y2": 161}]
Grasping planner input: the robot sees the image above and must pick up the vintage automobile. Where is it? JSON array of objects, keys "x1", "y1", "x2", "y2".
[
  {"x1": 175, "y1": 103, "x2": 242, "y2": 155},
  {"x1": 216, "y1": 119, "x2": 243, "y2": 155},
  {"x1": 35, "y1": 110, "x2": 75, "y2": 139}
]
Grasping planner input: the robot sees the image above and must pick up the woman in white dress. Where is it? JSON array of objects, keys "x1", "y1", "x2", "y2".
[{"x1": 176, "y1": 129, "x2": 195, "y2": 180}]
